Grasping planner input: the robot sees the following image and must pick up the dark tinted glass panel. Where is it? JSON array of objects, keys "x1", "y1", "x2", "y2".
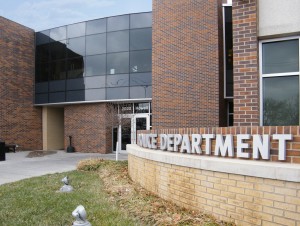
[
  {"x1": 66, "y1": 90, "x2": 85, "y2": 102},
  {"x1": 36, "y1": 62, "x2": 49, "y2": 82},
  {"x1": 67, "y1": 37, "x2": 85, "y2": 58},
  {"x1": 107, "y1": 52, "x2": 129, "y2": 74},
  {"x1": 107, "y1": 74, "x2": 129, "y2": 87},
  {"x1": 86, "y1": 18, "x2": 106, "y2": 35},
  {"x1": 50, "y1": 26, "x2": 66, "y2": 41},
  {"x1": 224, "y1": 6, "x2": 233, "y2": 97},
  {"x1": 36, "y1": 43, "x2": 50, "y2": 62},
  {"x1": 107, "y1": 15, "x2": 129, "y2": 32},
  {"x1": 36, "y1": 31, "x2": 50, "y2": 45},
  {"x1": 67, "y1": 22, "x2": 85, "y2": 38},
  {"x1": 107, "y1": 87, "x2": 129, "y2": 99},
  {"x1": 49, "y1": 92, "x2": 65, "y2": 103},
  {"x1": 130, "y1": 28, "x2": 152, "y2": 50},
  {"x1": 134, "y1": 103, "x2": 149, "y2": 113},
  {"x1": 130, "y1": 50, "x2": 152, "y2": 73},
  {"x1": 85, "y1": 89, "x2": 106, "y2": 100},
  {"x1": 50, "y1": 60, "x2": 66, "y2": 80},
  {"x1": 107, "y1": 30, "x2": 129, "y2": 53},
  {"x1": 130, "y1": 72, "x2": 152, "y2": 86},
  {"x1": 86, "y1": 34, "x2": 106, "y2": 55},
  {"x1": 49, "y1": 80, "x2": 65, "y2": 92},
  {"x1": 35, "y1": 82, "x2": 48, "y2": 94},
  {"x1": 85, "y1": 76, "x2": 106, "y2": 89},
  {"x1": 35, "y1": 93, "x2": 48, "y2": 104},
  {"x1": 50, "y1": 40, "x2": 67, "y2": 60},
  {"x1": 130, "y1": 13, "x2": 152, "y2": 29},
  {"x1": 85, "y1": 55, "x2": 106, "y2": 76},
  {"x1": 66, "y1": 78, "x2": 85, "y2": 90},
  {"x1": 263, "y1": 76, "x2": 299, "y2": 125},
  {"x1": 130, "y1": 86, "x2": 152, "y2": 99},
  {"x1": 263, "y1": 39, "x2": 299, "y2": 74},
  {"x1": 67, "y1": 57, "x2": 85, "y2": 79}
]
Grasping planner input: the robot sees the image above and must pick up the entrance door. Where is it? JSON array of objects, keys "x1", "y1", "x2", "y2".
[{"x1": 131, "y1": 115, "x2": 150, "y2": 144}]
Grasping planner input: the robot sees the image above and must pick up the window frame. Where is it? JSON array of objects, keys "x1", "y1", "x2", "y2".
[{"x1": 259, "y1": 36, "x2": 300, "y2": 126}]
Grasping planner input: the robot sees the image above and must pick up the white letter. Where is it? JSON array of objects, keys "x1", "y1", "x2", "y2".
[
  {"x1": 191, "y1": 134, "x2": 202, "y2": 154},
  {"x1": 215, "y1": 135, "x2": 234, "y2": 157},
  {"x1": 237, "y1": 134, "x2": 250, "y2": 158},
  {"x1": 137, "y1": 134, "x2": 143, "y2": 146},
  {"x1": 147, "y1": 135, "x2": 152, "y2": 149},
  {"x1": 167, "y1": 134, "x2": 174, "y2": 151},
  {"x1": 174, "y1": 134, "x2": 182, "y2": 152},
  {"x1": 151, "y1": 134, "x2": 157, "y2": 149},
  {"x1": 180, "y1": 134, "x2": 191, "y2": 153},
  {"x1": 160, "y1": 134, "x2": 168, "y2": 150},
  {"x1": 202, "y1": 134, "x2": 215, "y2": 155},
  {"x1": 273, "y1": 134, "x2": 292, "y2": 161},
  {"x1": 253, "y1": 135, "x2": 270, "y2": 160},
  {"x1": 142, "y1": 134, "x2": 147, "y2": 148}
]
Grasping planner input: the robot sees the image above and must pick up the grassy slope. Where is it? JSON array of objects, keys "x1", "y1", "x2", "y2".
[{"x1": 0, "y1": 170, "x2": 138, "y2": 226}]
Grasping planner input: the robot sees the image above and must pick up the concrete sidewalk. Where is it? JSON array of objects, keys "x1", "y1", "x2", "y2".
[{"x1": 0, "y1": 150, "x2": 127, "y2": 186}]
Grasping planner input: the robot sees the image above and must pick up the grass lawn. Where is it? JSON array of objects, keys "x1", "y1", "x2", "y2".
[
  {"x1": 0, "y1": 160, "x2": 234, "y2": 226},
  {"x1": 0, "y1": 170, "x2": 137, "y2": 225}
]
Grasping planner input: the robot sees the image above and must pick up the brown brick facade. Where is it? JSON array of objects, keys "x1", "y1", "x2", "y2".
[
  {"x1": 152, "y1": 0, "x2": 225, "y2": 129},
  {"x1": 232, "y1": 0, "x2": 260, "y2": 126},
  {"x1": 139, "y1": 126, "x2": 300, "y2": 164},
  {"x1": 0, "y1": 17, "x2": 42, "y2": 150},
  {"x1": 64, "y1": 103, "x2": 112, "y2": 153}
]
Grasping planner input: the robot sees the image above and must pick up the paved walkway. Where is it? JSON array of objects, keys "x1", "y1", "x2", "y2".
[{"x1": 0, "y1": 151, "x2": 127, "y2": 185}]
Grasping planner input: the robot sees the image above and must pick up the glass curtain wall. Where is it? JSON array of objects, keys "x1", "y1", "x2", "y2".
[{"x1": 35, "y1": 12, "x2": 152, "y2": 104}]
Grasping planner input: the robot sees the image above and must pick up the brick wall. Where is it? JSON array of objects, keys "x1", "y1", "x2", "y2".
[
  {"x1": 152, "y1": 0, "x2": 225, "y2": 129},
  {"x1": 232, "y1": 0, "x2": 260, "y2": 126},
  {"x1": 129, "y1": 154, "x2": 300, "y2": 226},
  {"x1": 0, "y1": 17, "x2": 42, "y2": 150},
  {"x1": 139, "y1": 126, "x2": 300, "y2": 164},
  {"x1": 64, "y1": 103, "x2": 112, "y2": 153}
]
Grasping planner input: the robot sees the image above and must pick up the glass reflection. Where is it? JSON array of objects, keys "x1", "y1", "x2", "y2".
[
  {"x1": 107, "y1": 74, "x2": 129, "y2": 87},
  {"x1": 263, "y1": 39, "x2": 299, "y2": 74},
  {"x1": 130, "y1": 13, "x2": 152, "y2": 29},
  {"x1": 107, "y1": 30, "x2": 129, "y2": 53},
  {"x1": 50, "y1": 26, "x2": 66, "y2": 41},
  {"x1": 50, "y1": 40, "x2": 67, "y2": 60},
  {"x1": 50, "y1": 60, "x2": 66, "y2": 80},
  {"x1": 36, "y1": 31, "x2": 50, "y2": 45},
  {"x1": 107, "y1": 15, "x2": 129, "y2": 32},
  {"x1": 85, "y1": 89, "x2": 106, "y2": 100},
  {"x1": 85, "y1": 55, "x2": 106, "y2": 76},
  {"x1": 49, "y1": 80, "x2": 65, "y2": 92},
  {"x1": 263, "y1": 76, "x2": 299, "y2": 125},
  {"x1": 66, "y1": 90, "x2": 85, "y2": 102},
  {"x1": 84, "y1": 76, "x2": 106, "y2": 88},
  {"x1": 49, "y1": 92, "x2": 65, "y2": 103},
  {"x1": 67, "y1": 22, "x2": 85, "y2": 38},
  {"x1": 66, "y1": 78, "x2": 85, "y2": 90},
  {"x1": 67, "y1": 37, "x2": 85, "y2": 58},
  {"x1": 86, "y1": 34, "x2": 106, "y2": 55},
  {"x1": 67, "y1": 57, "x2": 85, "y2": 79},
  {"x1": 107, "y1": 87, "x2": 129, "y2": 99},
  {"x1": 130, "y1": 86, "x2": 152, "y2": 99},
  {"x1": 86, "y1": 18, "x2": 107, "y2": 35},
  {"x1": 130, "y1": 73, "x2": 152, "y2": 86},
  {"x1": 130, "y1": 50, "x2": 152, "y2": 73},
  {"x1": 107, "y1": 52, "x2": 129, "y2": 74},
  {"x1": 36, "y1": 62, "x2": 49, "y2": 82},
  {"x1": 130, "y1": 28, "x2": 152, "y2": 50}
]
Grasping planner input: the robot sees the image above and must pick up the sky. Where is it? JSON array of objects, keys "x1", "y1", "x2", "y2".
[{"x1": 1, "y1": 0, "x2": 152, "y2": 31}]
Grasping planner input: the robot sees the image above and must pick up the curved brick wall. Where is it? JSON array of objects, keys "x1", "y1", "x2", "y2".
[{"x1": 128, "y1": 145, "x2": 300, "y2": 226}]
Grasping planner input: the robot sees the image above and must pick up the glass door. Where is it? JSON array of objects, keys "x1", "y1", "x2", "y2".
[{"x1": 131, "y1": 115, "x2": 150, "y2": 144}]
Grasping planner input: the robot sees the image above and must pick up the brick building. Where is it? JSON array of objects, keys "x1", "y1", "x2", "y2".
[{"x1": 1, "y1": 0, "x2": 300, "y2": 153}]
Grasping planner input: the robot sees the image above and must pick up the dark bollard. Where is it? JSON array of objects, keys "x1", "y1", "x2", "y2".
[
  {"x1": 0, "y1": 141, "x2": 6, "y2": 161},
  {"x1": 67, "y1": 136, "x2": 75, "y2": 153}
]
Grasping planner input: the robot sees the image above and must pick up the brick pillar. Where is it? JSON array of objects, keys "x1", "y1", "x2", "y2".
[
  {"x1": 152, "y1": 0, "x2": 224, "y2": 129},
  {"x1": 0, "y1": 17, "x2": 42, "y2": 150},
  {"x1": 232, "y1": 0, "x2": 259, "y2": 126},
  {"x1": 64, "y1": 103, "x2": 112, "y2": 153}
]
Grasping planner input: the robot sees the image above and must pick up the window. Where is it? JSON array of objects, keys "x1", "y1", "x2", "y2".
[{"x1": 261, "y1": 37, "x2": 300, "y2": 126}]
